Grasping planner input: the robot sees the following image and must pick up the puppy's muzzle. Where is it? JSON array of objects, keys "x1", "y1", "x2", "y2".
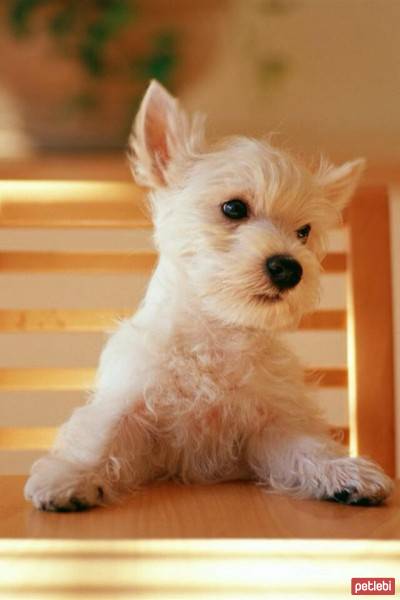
[{"x1": 266, "y1": 254, "x2": 303, "y2": 290}]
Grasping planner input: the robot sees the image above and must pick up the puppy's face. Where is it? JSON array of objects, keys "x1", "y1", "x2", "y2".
[{"x1": 129, "y1": 81, "x2": 364, "y2": 330}]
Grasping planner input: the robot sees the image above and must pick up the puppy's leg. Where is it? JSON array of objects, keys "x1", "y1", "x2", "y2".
[
  {"x1": 24, "y1": 321, "x2": 158, "y2": 512},
  {"x1": 247, "y1": 429, "x2": 393, "y2": 505},
  {"x1": 24, "y1": 397, "x2": 155, "y2": 512}
]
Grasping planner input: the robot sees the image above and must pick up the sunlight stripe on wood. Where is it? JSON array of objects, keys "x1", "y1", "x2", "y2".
[
  {"x1": 0, "y1": 251, "x2": 345, "y2": 273},
  {"x1": 0, "y1": 308, "x2": 346, "y2": 332},
  {"x1": 0, "y1": 251, "x2": 156, "y2": 272},
  {"x1": 0, "y1": 426, "x2": 349, "y2": 450},
  {"x1": 0, "y1": 367, "x2": 347, "y2": 391}
]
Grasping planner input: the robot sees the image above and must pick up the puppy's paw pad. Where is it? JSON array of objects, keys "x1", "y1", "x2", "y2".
[
  {"x1": 326, "y1": 457, "x2": 394, "y2": 506},
  {"x1": 40, "y1": 493, "x2": 99, "y2": 512},
  {"x1": 24, "y1": 455, "x2": 106, "y2": 512},
  {"x1": 329, "y1": 487, "x2": 381, "y2": 506},
  {"x1": 30, "y1": 482, "x2": 104, "y2": 512}
]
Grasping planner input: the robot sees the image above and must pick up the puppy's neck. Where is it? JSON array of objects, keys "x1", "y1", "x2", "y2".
[{"x1": 138, "y1": 255, "x2": 272, "y2": 352}]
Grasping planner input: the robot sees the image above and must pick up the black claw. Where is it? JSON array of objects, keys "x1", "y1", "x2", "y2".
[
  {"x1": 97, "y1": 486, "x2": 104, "y2": 501},
  {"x1": 349, "y1": 496, "x2": 380, "y2": 507},
  {"x1": 69, "y1": 497, "x2": 90, "y2": 511},
  {"x1": 328, "y1": 488, "x2": 382, "y2": 507},
  {"x1": 332, "y1": 489, "x2": 352, "y2": 503},
  {"x1": 49, "y1": 502, "x2": 69, "y2": 513}
]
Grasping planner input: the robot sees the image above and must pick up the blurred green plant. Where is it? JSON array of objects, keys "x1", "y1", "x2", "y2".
[
  {"x1": 6, "y1": 0, "x2": 178, "y2": 117},
  {"x1": 258, "y1": 0, "x2": 297, "y2": 15},
  {"x1": 258, "y1": 57, "x2": 289, "y2": 85},
  {"x1": 253, "y1": 0, "x2": 298, "y2": 89}
]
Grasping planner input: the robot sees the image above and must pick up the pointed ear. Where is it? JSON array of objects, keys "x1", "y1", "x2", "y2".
[
  {"x1": 317, "y1": 158, "x2": 366, "y2": 210},
  {"x1": 128, "y1": 80, "x2": 203, "y2": 188}
]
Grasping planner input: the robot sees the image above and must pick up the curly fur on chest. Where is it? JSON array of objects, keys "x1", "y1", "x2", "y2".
[{"x1": 106, "y1": 325, "x2": 306, "y2": 484}]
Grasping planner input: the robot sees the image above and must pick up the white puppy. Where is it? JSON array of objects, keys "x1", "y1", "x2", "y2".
[{"x1": 25, "y1": 81, "x2": 393, "y2": 511}]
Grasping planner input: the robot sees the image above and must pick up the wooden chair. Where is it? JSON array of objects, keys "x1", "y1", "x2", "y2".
[{"x1": 0, "y1": 174, "x2": 395, "y2": 476}]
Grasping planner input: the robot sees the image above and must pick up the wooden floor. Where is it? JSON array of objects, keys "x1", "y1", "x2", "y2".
[
  {"x1": 1, "y1": 477, "x2": 400, "y2": 599},
  {"x1": 2, "y1": 476, "x2": 400, "y2": 540}
]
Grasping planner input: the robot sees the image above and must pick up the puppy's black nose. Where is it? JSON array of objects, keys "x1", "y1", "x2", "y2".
[{"x1": 266, "y1": 254, "x2": 303, "y2": 290}]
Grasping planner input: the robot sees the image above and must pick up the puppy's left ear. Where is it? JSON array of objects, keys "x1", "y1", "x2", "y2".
[
  {"x1": 317, "y1": 158, "x2": 366, "y2": 211},
  {"x1": 128, "y1": 79, "x2": 204, "y2": 188}
]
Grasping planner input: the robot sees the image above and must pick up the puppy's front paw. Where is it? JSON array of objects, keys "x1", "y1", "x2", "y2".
[
  {"x1": 326, "y1": 456, "x2": 393, "y2": 506},
  {"x1": 24, "y1": 454, "x2": 106, "y2": 512}
]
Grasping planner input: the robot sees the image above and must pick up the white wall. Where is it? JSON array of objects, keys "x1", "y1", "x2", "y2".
[{"x1": 184, "y1": 0, "x2": 400, "y2": 164}]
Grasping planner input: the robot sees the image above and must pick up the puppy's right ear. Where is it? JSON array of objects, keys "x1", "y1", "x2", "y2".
[
  {"x1": 128, "y1": 80, "x2": 203, "y2": 188},
  {"x1": 317, "y1": 158, "x2": 366, "y2": 211}
]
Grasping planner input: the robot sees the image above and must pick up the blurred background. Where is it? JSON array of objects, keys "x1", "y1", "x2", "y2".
[
  {"x1": 0, "y1": 0, "x2": 399, "y2": 165},
  {"x1": 0, "y1": 0, "x2": 399, "y2": 477}
]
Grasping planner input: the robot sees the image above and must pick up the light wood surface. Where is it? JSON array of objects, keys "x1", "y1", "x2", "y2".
[
  {"x1": 0, "y1": 477, "x2": 399, "y2": 599},
  {"x1": 348, "y1": 186, "x2": 395, "y2": 476},
  {"x1": 1, "y1": 476, "x2": 400, "y2": 540}
]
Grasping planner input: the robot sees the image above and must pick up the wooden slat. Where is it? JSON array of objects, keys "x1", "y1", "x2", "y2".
[
  {"x1": 0, "y1": 180, "x2": 151, "y2": 229},
  {"x1": 0, "y1": 309, "x2": 131, "y2": 331},
  {"x1": 348, "y1": 186, "x2": 395, "y2": 476},
  {"x1": 0, "y1": 367, "x2": 347, "y2": 391},
  {"x1": 0, "y1": 368, "x2": 95, "y2": 391},
  {"x1": 0, "y1": 177, "x2": 377, "y2": 232},
  {"x1": 0, "y1": 308, "x2": 346, "y2": 332},
  {"x1": 0, "y1": 218, "x2": 150, "y2": 229},
  {"x1": 0, "y1": 251, "x2": 156, "y2": 272},
  {"x1": 306, "y1": 368, "x2": 348, "y2": 387},
  {"x1": 0, "y1": 155, "x2": 132, "y2": 181},
  {"x1": 300, "y1": 310, "x2": 346, "y2": 330},
  {"x1": 322, "y1": 253, "x2": 346, "y2": 272},
  {"x1": 0, "y1": 426, "x2": 349, "y2": 451},
  {"x1": 0, "y1": 251, "x2": 343, "y2": 273},
  {"x1": 0, "y1": 427, "x2": 56, "y2": 450}
]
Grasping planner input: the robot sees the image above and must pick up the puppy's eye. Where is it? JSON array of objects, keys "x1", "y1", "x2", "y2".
[
  {"x1": 296, "y1": 224, "x2": 311, "y2": 243},
  {"x1": 221, "y1": 199, "x2": 248, "y2": 220}
]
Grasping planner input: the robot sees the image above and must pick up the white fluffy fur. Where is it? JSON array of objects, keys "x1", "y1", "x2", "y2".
[{"x1": 25, "y1": 81, "x2": 392, "y2": 511}]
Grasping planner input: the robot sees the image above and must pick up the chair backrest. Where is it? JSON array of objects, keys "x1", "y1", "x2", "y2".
[
  {"x1": 0, "y1": 179, "x2": 395, "y2": 476},
  {"x1": 347, "y1": 186, "x2": 395, "y2": 476}
]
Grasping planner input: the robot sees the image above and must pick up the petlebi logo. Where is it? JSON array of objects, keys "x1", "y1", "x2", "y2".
[{"x1": 351, "y1": 578, "x2": 395, "y2": 595}]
